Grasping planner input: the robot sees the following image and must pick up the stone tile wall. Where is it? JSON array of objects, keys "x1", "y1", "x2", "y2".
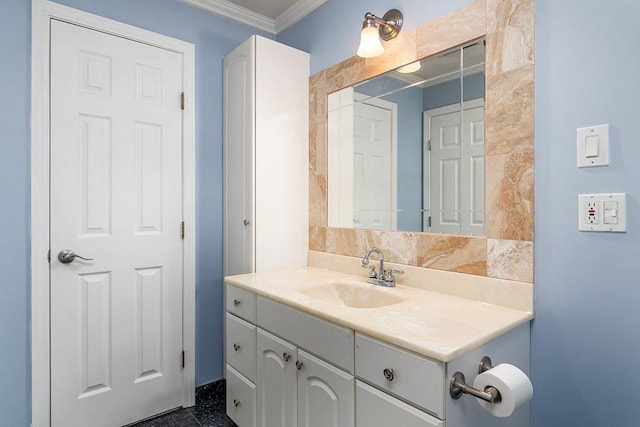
[{"x1": 309, "y1": 0, "x2": 534, "y2": 283}]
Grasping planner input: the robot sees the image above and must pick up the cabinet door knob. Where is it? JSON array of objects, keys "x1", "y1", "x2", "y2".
[
  {"x1": 296, "y1": 361, "x2": 304, "y2": 371},
  {"x1": 233, "y1": 398, "x2": 241, "y2": 408},
  {"x1": 233, "y1": 299, "x2": 241, "y2": 307},
  {"x1": 233, "y1": 343, "x2": 241, "y2": 352},
  {"x1": 283, "y1": 352, "x2": 291, "y2": 362},
  {"x1": 383, "y1": 368, "x2": 395, "y2": 382}
]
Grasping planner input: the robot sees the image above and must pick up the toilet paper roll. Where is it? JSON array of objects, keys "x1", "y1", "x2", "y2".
[{"x1": 472, "y1": 363, "x2": 533, "y2": 417}]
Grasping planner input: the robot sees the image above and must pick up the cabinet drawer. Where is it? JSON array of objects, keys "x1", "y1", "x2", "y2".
[
  {"x1": 226, "y1": 313, "x2": 257, "y2": 382},
  {"x1": 226, "y1": 364, "x2": 256, "y2": 427},
  {"x1": 257, "y1": 296, "x2": 354, "y2": 373},
  {"x1": 355, "y1": 334, "x2": 445, "y2": 419},
  {"x1": 356, "y1": 380, "x2": 443, "y2": 427},
  {"x1": 226, "y1": 283, "x2": 256, "y2": 322}
]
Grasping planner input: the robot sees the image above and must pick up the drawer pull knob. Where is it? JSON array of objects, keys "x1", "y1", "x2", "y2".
[
  {"x1": 233, "y1": 398, "x2": 241, "y2": 408},
  {"x1": 383, "y1": 368, "x2": 395, "y2": 382},
  {"x1": 296, "y1": 361, "x2": 304, "y2": 371},
  {"x1": 233, "y1": 343, "x2": 241, "y2": 352},
  {"x1": 283, "y1": 352, "x2": 291, "y2": 362},
  {"x1": 233, "y1": 299, "x2": 241, "y2": 307}
]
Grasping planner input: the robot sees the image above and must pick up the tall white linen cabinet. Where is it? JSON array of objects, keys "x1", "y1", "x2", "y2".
[{"x1": 223, "y1": 36, "x2": 310, "y2": 276}]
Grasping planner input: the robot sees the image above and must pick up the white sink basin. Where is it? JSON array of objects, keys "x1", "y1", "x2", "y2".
[{"x1": 298, "y1": 280, "x2": 406, "y2": 309}]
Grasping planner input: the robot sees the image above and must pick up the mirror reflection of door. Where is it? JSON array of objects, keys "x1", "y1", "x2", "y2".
[
  {"x1": 424, "y1": 99, "x2": 485, "y2": 235},
  {"x1": 326, "y1": 39, "x2": 485, "y2": 235},
  {"x1": 353, "y1": 95, "x2": 397, "y2": 230}
]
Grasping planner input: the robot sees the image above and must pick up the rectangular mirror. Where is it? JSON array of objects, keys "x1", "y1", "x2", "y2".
[{"x1": 328, "y1": 39, "x2": 485, "y2": 235}]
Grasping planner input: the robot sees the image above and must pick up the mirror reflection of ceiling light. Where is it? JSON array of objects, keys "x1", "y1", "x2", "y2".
[
  {"x1": 397, "y1": 61, "x2": 421, "y2": 74},
  {"x1": 356, "y1": 9, "x2": 403, "y2": 58}
]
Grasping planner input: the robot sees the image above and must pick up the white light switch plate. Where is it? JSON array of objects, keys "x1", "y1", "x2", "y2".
[
  {"x1": 577, "y1": 124, "x2": 609, "y2": 167},
  {"x1": 578, "y1": 193, "x2": 627, "y2": 232}
]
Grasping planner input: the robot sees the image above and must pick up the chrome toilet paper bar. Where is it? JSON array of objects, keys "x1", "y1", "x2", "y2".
[{"x1": 449, "y1": 356, "x2": 502, "y2": 404}]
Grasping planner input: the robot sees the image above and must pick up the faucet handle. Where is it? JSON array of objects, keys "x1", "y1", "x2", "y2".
[
  {"x1": 383, "y1": 268, "x2": 405, "y2": 282},
  {"x1": 362, "y1": 264, "x2": 377, "y2": 278}
]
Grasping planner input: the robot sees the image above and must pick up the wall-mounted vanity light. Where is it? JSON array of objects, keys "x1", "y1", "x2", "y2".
[
  {"x1": 397, "y1": 61, "x2": 421, "y2": 73},
  {"x1": 356, "y1": 9, "x2": 404, "y2": 58}
]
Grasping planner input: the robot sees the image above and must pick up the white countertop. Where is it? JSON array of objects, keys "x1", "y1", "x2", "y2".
[{"x1": 224, "y1": 266, "x2": 533, "y2": 362}]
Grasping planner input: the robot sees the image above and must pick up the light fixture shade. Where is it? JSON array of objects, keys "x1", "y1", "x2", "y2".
[
  {"x1": 397, "y1": 61, "x2": 421, "y2": 74},
  {"x1": 357, "y1": 26, "x2": 384, "y2": 58}
]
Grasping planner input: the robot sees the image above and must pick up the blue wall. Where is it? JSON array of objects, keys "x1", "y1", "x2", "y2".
[
  {"x1": 0, "y1": 0, "x2": 271, "y2": 424},
  {"x1": 533, "y1": 1, "x2": 640, "y2": 426},
  {"x1": 0, "y1": 1, "x2": 31, "y2": 426}
]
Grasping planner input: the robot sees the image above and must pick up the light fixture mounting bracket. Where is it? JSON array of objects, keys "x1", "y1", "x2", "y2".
[{"x1": 379, "y1": 9, "x2": 403, "y2": 41}]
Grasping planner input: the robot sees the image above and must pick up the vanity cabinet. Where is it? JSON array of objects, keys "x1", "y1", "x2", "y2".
[
  {"x1": 222, "y1": 35, "x2": 309, "y2": 277},
  {"x1": 225, "y1": 283, "x2": 530, "y2": 427},
  {"x1": 226, "y1": 286, "x2": 355, "y2": 427}
]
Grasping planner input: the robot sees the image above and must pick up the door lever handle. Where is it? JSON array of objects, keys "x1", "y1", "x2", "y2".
[{"x1": 58, "y1": 249, "x2": 94, "y2": 264}]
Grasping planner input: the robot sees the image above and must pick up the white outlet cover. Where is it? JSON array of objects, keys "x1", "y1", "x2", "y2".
[{"x1": 578, "y1": 193, "x2": 627, "y2": 232}]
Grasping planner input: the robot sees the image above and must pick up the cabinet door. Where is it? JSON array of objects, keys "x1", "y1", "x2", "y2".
[
  {"x1": 223, "y1": 36, "x2": 254, "y2": 277},
  {"x1": 253, "y1": 36, "x2": 309, "y2": 272},
  {"x1": 356, "y1": 380, "x2": 444, "y2": 427},
  {"x1": 257, "y1": 329, "x2": 297, "y2": 427},
  {"x1": 297, "y1": 349, "x2": 354, "y2": 427}
]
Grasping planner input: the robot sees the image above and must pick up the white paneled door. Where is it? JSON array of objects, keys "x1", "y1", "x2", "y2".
[
  {"x1": 353, "y1": 100, "x2": 394, "y2": 230},
  {"x1": 425, "y1": 99, "x2": 485, "y2": 235},
  {"x1": 50, "y1": 20, "x2": 184, "y2": 427}
]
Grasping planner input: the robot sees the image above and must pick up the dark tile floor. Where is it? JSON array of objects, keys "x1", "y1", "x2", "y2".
[{"x1": 127, "y1": 380, "x2": 237, "y2": 427}]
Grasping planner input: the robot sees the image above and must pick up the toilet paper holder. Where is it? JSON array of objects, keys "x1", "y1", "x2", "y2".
[{"x1": 450, "y1": 356, "x2": 502, "y2": 404}]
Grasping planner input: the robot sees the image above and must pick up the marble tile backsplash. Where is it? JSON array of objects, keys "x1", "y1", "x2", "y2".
[{"x1": 309, "y1": 0, "x2": 535, "y2": 284}]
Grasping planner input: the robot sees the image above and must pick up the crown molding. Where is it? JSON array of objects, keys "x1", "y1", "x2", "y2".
[
  {"x1": 181, "y1": 0, "x2": 275, "y2": 33},
  {"x1": 181, "y1": 0, "x2": 326, "y2": 34},
  {"x1": 275, "y1": 0, "x2": 327, "y2": 33}
]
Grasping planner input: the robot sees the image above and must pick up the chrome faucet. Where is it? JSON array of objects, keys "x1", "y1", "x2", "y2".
[{"x1": 361, "y1": 247, "x2": 404, "y2": 287}]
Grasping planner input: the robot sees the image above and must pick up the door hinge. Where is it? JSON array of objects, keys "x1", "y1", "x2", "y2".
[
  {"x1": 428, "y1": 216, "x2": 432, "y2": 228},
  {"x1": 427, "y1": 139, "x2": 432, "y2": 151},
  {"x1": 181, "y1": 350, "x2": 185, "y2": 369},
  {"x1": 47, "y1": 249, "x2": 51, "y2": 264},
  {"x1": 181, "y1": 221, "x2": 185, "y2": 239},
  {"x1": 180, "y1": 92, "x2": 185, "y2": 110}
]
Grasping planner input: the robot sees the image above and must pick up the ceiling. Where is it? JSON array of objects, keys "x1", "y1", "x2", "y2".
[{"x1": 181, "y1": 0, "x2": 327, "y2": 34}]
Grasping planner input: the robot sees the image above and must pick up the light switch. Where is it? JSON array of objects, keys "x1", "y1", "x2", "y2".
[
  {"x1": 603, "y1": 201, "x2": 618, "y2": 224},
  {"x1": 579, "y1": 193, "x2": 626, "y2": 232},
  {"x1": 577, "y1": 124, "x2": 609, "y2": 167},
  {"x1": 585, "y1": 135, "x2": 599, "y2": 158}
]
